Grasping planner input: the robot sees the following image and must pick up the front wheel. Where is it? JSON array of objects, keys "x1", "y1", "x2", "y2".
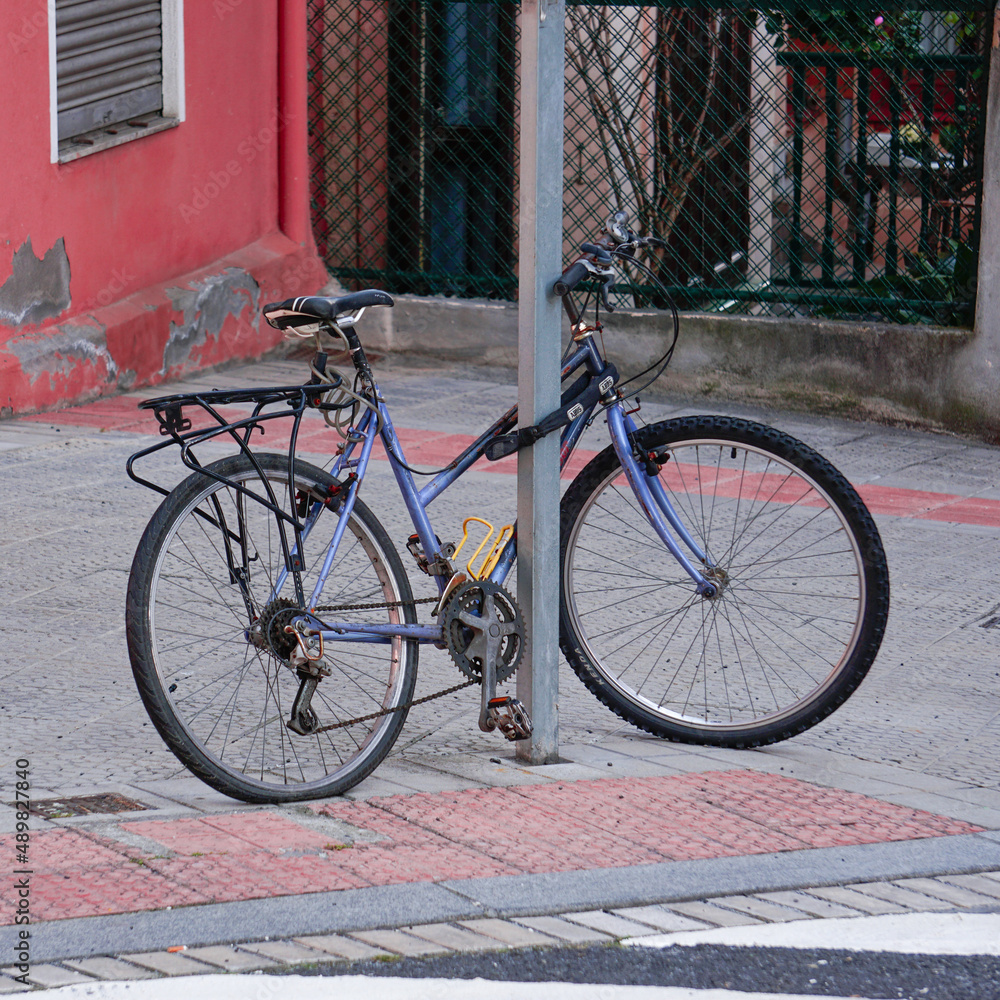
[
  {"x1": 126, "y1": 453, "x2": 418, "y2": 802},
  {"x1": 559, "y1": 415, "x2": 889, "y2": 747}
]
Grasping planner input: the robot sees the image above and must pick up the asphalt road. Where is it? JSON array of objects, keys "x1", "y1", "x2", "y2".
[{"x1": 302, "y1": 941, "x2": 1000, "y2": 1000}]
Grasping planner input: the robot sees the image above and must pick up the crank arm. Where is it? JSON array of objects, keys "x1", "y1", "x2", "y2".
[{"x1": 478, "y1": 636, "x2": 499, "y2": 733}]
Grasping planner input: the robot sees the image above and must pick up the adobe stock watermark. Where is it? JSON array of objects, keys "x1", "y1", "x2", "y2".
[
  {"x1": 7, "y1": 3, "x2": 46, "y2": 55},
  {"x1": 84, "y1": 267, "x2": 137, "y2": 312},
  {"x1": 264, "y1": 256, "x2": 330, "y2": 301},
  {"x1": 178, "y1": 111, "x2": 294, "y2": 224},
  {"x1": 213, "y1": 0, "x2": 247, "y2": 20}
]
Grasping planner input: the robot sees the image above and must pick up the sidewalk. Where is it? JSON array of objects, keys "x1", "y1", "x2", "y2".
[{"x1": 2, "y1": 352, "x2": 1000, "y2": 990}]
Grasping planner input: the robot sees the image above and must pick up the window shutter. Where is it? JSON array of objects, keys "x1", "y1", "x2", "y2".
[{"x1": 56, "y1": 0, "x2": 163, "y2": 141}]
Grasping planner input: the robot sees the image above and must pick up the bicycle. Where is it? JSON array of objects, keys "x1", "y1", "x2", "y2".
[{"x1": 125, "y1": 211, "x2": 890, "y2": 804}]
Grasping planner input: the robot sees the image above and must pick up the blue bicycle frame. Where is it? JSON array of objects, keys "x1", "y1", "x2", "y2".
[{"x1": 290, "y1": 335, "x2": 717, "y2": 648}]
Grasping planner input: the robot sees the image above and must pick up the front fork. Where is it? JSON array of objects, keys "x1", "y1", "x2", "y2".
[{"x1": 606, "y1": 404, "x2": 718, "y2": 599}]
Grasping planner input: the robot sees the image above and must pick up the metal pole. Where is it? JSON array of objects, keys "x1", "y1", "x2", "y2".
[
  {"x1": 746, "y1": 14, "x2": 781, "y2": 300},
  {"x1": 516, "y1": 0, "x2": 564, "y2": 764}
]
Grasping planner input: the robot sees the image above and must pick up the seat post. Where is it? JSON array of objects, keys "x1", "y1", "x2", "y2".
[{"x1": 336, "y1": 323, "x2": 375, "y2": 386}]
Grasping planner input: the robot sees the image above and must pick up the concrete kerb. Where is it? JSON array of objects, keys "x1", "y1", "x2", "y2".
[
  {"x1": 9, "y1": 834, "x2": 1000, "y2": 966},
  {"x1": 378, "y1": 294, "x2": 977, "y2": 434}
]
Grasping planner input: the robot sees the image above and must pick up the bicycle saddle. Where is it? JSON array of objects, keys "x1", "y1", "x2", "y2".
[{"x1": 263, "y1": 290, "x2": 394, "y2": 330}]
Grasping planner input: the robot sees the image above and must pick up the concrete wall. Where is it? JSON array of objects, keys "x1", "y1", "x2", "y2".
[{"x1": 366, "y1": 293, "x2": 984, "y2": 433}]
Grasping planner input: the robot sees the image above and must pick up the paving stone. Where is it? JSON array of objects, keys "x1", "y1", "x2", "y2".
[
  {"x1": 185, "y1": 946, "x2": 278, "y2": 971},
  {"x1": 705, "y1": 895, "x2": 811, "y2": 923},
  {"x1": 560, "y1": 910, "x2": 664, "y2": 938},
  {"x1": 610, "y1": 905, "x2": 710, "y2": 933},
  {"x1": 64, "y1": 957, "x2": 158, "y2": 980},
  {"x1": 665, "y1": 901, "x2": 764, "y2": 927},
  {"x1": 755, "y1": 890, "x2": 866, "y2": 919},
  {"x1": 940, "y1": 873, "x2": 1000, "y2": 900},
  {"x1": 127, "y1": 952, "x2": 218, "y2": 975},
  {"x1": 23, "y1": 964, "x2": 95, "y2": 987},
  {"x1": 844, "y1": 882, "x2": 954, "y2": 911},
  {"x1": 349, "y1": 929, "x2": 449, "y2": 957},
  {"x1": 801, "y1": 885, "x2": 908, "y2": 915},
  {"x1": 894, "y1": 877, "x2": 1000, "y2": 908},
  {"x1": 401, "y1": 922, "x2": 501, "y2": 952},
  {"x1": 457, "y1": 918, "x2": 560, "y2": 947},
  {"x1": 292, "y1": 935, "x2": 392, "y2": 961},
  {"x1": 237, "y1": 940, "x2": 328, "y2": 964},
  {"x1": 512, "y1": 916, "x2": 614, "y2": 944}
]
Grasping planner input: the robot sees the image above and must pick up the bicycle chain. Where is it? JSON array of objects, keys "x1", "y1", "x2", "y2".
[
  {"x1": 315, "y1": 596, "x2": 439, "y2": 613},
  {"x1": 308, "y1": 677, "x2": 477, "y2": 734},
  {"x1": 304, "y1": 594, "x2": 476, "y2": 734}
]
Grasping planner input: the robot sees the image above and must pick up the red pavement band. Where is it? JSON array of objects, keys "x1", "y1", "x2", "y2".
[{"x1": 1, "y1": 771, "x2": 980, "y2": 925}]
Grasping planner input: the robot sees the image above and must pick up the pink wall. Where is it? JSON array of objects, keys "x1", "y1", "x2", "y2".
[{"x1": 0, "y1": 0, "x2": 323, "y2": 415}]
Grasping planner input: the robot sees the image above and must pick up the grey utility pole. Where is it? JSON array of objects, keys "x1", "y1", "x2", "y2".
[{"x1": 516, "y1": 0, "x2": 565, "y2": 764}]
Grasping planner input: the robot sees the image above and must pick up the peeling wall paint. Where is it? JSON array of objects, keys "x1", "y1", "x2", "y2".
[
  {"x1": 0, "y1": 233, "x2": 317, "y2": 417},
  {"x1": 162, "y1": 267, "x2": 260, "y2": 372},
  {"x1": 0, "y1": 237, "x2": 72, "y2": 327},
  {"x1": 7, "y1": 322, "x2": 117, "y2": 387}
]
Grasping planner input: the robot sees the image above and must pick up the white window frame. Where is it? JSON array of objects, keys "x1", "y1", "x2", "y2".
[{"x1": 49, "y1": 0, "x2": 185, "y2": 164}]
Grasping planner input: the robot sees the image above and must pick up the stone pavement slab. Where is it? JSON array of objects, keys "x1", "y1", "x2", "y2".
[
  {"x1": 348, "y1": 929, "x2": 448, "y2": 957},
  {"x1": 559, "y1": 910, "x2": 664, "y2": 938},
  {"x1": 455, "y1": 918, "x2": 560, "y2": 948},
  {"x1": 753, "y1": 891, "x2": 865, "y2": 919},
  {"x1": 182, "y1": 946, "x2": 278, "y2": 971},
  {"x1": 62, "y1": 957, "x2": 156, "y2": 980},
  {"x1": 291, "y1": 935, "x2": 390, "y2": 961},
  {"x1": 799, "y1": 885, "x2": 908, "y2": 915},
  {"x1": 19, "y1": 965, "x2": 93, "y2": 988},
  {"x1": 511, "y1": 916, "x2": 613, "y2": 944},
  {"x1": 608, "y1": 906, "x2": 709, "y2": 933}
]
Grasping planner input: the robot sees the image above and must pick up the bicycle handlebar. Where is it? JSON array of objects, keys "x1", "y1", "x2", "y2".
[{"x1": 554, "y1": 210, "x2": 666, "y2": 302}]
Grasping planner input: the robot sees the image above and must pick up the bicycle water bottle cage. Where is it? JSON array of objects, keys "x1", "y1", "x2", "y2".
[{"x1": 484, "y1": 364, "x2": 618, "y2": 461}]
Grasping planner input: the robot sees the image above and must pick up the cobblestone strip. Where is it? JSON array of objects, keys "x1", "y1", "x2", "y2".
[{"x1": 3, "y1": 871, "x2": 998, "y2": 989}]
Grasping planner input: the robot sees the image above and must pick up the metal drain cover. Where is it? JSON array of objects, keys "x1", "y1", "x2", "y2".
[{"x1": 26, "y1": 793, "x2": 148, "y2": 819}]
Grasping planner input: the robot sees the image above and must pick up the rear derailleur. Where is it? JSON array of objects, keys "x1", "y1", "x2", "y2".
[{"x1": 247, "y1": 600, "x2": 329, "y2": 736}]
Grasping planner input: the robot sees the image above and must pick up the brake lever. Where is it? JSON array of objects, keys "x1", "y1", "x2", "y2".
[{"x1": 600, "y1": 277, "x2": 615, "y2": 313}]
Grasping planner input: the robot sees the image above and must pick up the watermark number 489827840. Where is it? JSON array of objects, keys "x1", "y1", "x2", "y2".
[{"x1": 11, "y1": 759, "x2": 31, "y2": 985}]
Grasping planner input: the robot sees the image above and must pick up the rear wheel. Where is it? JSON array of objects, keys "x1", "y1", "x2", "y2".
[
  {"x1": 126, "y1": 453, "x2": 418, "y2": 802},
  {"x1": 559, "y1": 416, "x2": 889, "y2": 747}
]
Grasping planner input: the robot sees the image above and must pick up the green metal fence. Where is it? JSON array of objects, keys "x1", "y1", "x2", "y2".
[{"x1": 308, "y1": 3, "x2": 992, "y2": 325}]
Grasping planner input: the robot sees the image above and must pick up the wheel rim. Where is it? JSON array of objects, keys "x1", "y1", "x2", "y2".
[
  {"x1": 146, "y1": 466, "x2": 411, "y2": 793},
  {"x1": 564, "y1": 438, "x2": 867, "y2": 733}
]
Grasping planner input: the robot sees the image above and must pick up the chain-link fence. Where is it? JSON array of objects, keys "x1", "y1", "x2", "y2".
[{"x1": 308, "y1": 3, "x2": 991, "y2": 325}]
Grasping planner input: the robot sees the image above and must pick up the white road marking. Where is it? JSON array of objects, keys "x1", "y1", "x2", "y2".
[
  {"x1": 626, "y1": 911, "x2": 1000, "y2": 956},
  {"x1": 42, "y1": 973, "x2": 873, "y2": 1000}
]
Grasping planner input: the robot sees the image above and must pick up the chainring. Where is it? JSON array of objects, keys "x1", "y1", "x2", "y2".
[{"x1": 442, "y1": 580, "x2": 525, "y2": 683}]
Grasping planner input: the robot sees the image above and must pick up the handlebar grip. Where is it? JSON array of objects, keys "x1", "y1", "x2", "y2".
[{"x1": 553, "y1": 261, "x2": 591, "y2": 297}]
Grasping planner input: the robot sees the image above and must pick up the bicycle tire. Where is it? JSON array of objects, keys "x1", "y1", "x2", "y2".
[
  {"x1": 126, "y1": 452, "x2": 418, "y2": 802},
  {"x1": 559, "y1": 415, "x2": 889, "y2": 747}
]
